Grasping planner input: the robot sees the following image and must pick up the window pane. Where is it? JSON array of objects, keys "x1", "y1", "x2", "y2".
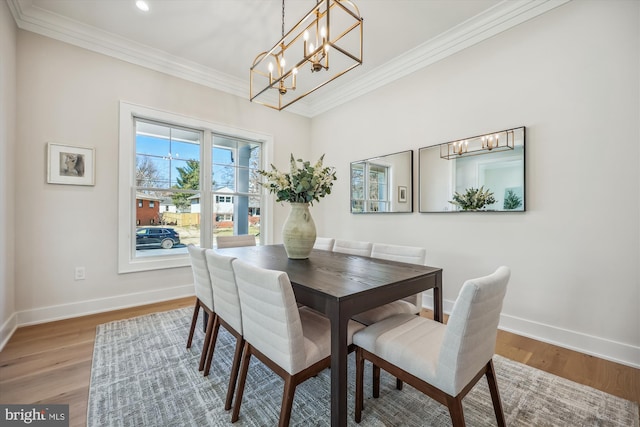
[
  {"x1": 135, "y1": 189, "x2": 200, "y2": 257},
  {"x1": 135, "y1": 120, "x2": 201, "y2": 258},
  {"x1": 212, "y1": 196, "x2": 261, "y2": 247},
  {"x1": 211, "y1": 134, "x2": 262, "y2": 246},
  {"x1": 136, "y1": 120, "x2": 201, "y2": 190}
]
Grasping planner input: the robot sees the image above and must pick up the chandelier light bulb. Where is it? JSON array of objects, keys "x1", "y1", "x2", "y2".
[
  {"x1": 320, "y1": 26, "x2": 327, "y2": 38},
  {"x1": 304, "y1": 31, "x2": 309, "y2": 41},
  {"x1": 280, "y1": 57, "x2": 286, "y2": 68}
]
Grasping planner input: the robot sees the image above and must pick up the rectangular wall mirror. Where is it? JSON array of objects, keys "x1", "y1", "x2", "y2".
[
  {"x1": 351, "y1": 150, "x2": 413, "y2": 213},
  {"x1": 419, "y1": 126, "x2": 525, "y2": 212}
]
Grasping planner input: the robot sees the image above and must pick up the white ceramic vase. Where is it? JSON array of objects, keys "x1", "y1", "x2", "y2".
[{"x1": 282, "y1": 202, "x2": 316, "y2": 259}]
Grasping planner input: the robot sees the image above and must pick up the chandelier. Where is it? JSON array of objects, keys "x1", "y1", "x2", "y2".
[
  {"x1": 440, "y1": 128, "x2": 517, "y2": 160},
  {"x1": 250, "y1": 0, "x2": 363, "y2": 111}
]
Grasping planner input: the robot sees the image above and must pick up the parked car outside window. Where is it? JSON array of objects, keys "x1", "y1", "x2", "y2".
[{"x1": 136, "y1": 227, "x2": 180, "y2": 249}]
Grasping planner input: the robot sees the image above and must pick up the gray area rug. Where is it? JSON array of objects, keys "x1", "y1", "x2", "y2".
[{"x1": 87, "y1": 308, "x2": 639, "y2": 426}]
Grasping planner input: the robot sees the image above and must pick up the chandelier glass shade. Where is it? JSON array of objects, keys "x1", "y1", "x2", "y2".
[
  {"x1": 440, "y1": 128, "x2": 517, "y2": 160},
  {"x1": 250, "y1": 0, "x2": 363, "y2": 111}
]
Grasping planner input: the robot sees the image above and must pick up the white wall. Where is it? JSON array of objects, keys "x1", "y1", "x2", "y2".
[
  {"x1": 13, "y1": 31, "x2": 310, "y2": 324},
  {"x1": 0, "y1": 0, "x2": 17, "y2": 349},
  {"x1": 311, "y1": 0, "x2": 640, "y2": 367}
]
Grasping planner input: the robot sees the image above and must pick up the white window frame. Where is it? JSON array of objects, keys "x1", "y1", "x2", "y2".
[{"x1": 118, "y1": 101, "x2": 273, "y2": 273}]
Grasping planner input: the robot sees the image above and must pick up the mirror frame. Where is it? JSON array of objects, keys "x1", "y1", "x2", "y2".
[
  {"x1": 350, "y1": 150, "x2": 414, "y2": 214},
  {"x1": 418, "y1": 126, "x2": 526, "y2": 213}
]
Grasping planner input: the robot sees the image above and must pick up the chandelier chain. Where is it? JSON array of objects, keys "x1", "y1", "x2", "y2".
[{"x1": 281, "y1": 0, "x2": 285, "y2": 38}]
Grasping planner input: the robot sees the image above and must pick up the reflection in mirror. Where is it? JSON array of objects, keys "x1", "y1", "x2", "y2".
[
  {"x1": 351, "y1": 150, "x2": 413, "y2": 213},
  {"x1": 419, "y1": 127, "x2": 525, "y2": 212}
]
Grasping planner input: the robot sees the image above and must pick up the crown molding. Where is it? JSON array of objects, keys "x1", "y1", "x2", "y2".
[
  {"x1": 8, "y1": 0, "x2": 569, "y2": 118},
  {"x1": 8, "y1": 0, "x2": 247, "y2": 95}
]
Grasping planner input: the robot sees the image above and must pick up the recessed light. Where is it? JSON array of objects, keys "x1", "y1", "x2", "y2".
[{"x1": 136, "y1": 0, "x2": 149, "y2": 12}]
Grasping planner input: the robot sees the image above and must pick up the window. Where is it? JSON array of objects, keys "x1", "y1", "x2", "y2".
[
  {"x1": 118, "y1": 102, "x2": 273, "y2": 273},
  {"x1": 368, "y1": 165, "x2": 390, "y2": 212},
  {"x1": 351, "y1": 162, "x2": 389, "y2": 213}
]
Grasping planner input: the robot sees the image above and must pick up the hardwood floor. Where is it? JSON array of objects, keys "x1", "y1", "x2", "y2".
[{"x1": 0, "y1": 299, "x2": 638, "y2": 427}]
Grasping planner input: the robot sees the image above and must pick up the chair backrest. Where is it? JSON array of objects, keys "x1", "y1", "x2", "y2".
[
  {"x1": 187, "y1": 244, "x2": 214, "y2": 310},
  {"x1": 437, "y1": 266, "x2": 510, "y2": 396},
  {"x1": 371, "y1": 243, "x2": 426, "y2": 265},
  {"x1": 313, "y1": 237, "x2": 335, "y2": 251},
  {"x1": 371, "y1": 243, "x2": 427, "y2": 306},
  {"x1": 205, "y1": 250, "x2": 241, "y2": 334},
  {"x1": 216, "y1": 234, "x2": 256, "y2": 249},
  {"x1": 232, "y1": 259, "x2": 306, "y2": 374},
  {"x1": 332, "y1": 239, "x2": 372, "y2": 256}
]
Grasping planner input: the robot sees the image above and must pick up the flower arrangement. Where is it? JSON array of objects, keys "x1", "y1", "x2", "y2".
[
  {"x1": 449, "y1": 186, "x2": 496, "y2": 211},
  {"x1": 258, "y1": 154, "x2": 337, "y2": 205}
]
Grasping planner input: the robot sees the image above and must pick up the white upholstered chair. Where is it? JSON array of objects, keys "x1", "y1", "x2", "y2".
[
  {"x1": 186, "y1": 245, "x2": 216, "y2": 373},
  {"x1": 204, "y1": 249, "x2": 243, "y2": 410},
  {"x1": 353, "y1": 266, "x2": 510, "y2": 426},
  {"x1": 313, "y1": 237, "x2": 335, "y2": 251},
  {"x1": 352, "y1": 243, "x2": 427, "y2": 325},
  {"x1": 231, "y1": 259, "x2": 365, "y2": 427},
  {"x1": 332, "y1": 239, "x2": 372, "y2": 256},
  {"x1": 216, "y1": 234, "x2": 256, "y2": 248}
]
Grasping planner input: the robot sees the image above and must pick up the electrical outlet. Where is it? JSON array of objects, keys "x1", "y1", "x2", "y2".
[{"x1": 75, "y1": 267, "x2": 86, "y2": 280}]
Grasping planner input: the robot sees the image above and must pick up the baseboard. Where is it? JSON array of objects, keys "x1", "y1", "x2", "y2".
[
  {"x1": 0, "y1": 312, "x2": 18, "y2": 352},
  {"x1": 421, "y1": 294, "x2": 640, "y2": 369},
  {"x1": 15, "y1": 284, "x2": 195, "y2": 327}
]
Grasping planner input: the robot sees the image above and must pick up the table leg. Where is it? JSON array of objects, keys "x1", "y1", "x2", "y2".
[
  {"x1": 330, "y1": 307, "x2": 349, "y2": 427},
  {"x1": 434, "y1": 270, "x2": 443, "y2": 323}
]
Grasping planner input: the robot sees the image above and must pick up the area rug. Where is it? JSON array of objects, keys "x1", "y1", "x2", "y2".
[{"x1": 87, "y1": 308, "x2": 639, "y2": 426}]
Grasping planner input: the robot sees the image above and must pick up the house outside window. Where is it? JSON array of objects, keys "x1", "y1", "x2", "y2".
[{"x1": 118, "y1": 102, "x2": 272, "y2": 273}]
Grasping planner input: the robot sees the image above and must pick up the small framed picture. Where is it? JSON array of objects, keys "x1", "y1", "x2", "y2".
[
  {"x1": 398, "y1": 186, "x2": 407, "y2": 203},
  {"x1": 47, "y1": 143, "x2": 95, "y2": 186}
]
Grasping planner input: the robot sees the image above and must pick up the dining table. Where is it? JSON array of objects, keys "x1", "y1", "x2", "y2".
[{"x1": 215, "y1": 244, "x2": 443, "y2": 427}]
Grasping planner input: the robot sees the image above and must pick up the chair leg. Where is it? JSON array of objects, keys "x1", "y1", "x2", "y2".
[
  {"x1": 372, "y1": 364, "x2": 381, "y2": 398},
  {"x1": 396, "y1": 378, "x2": 403, "y2": 390},
  {"x1": 186, "y1": 299, "x2": 200, "y2": 349},
  {"x1": 225, "y1": 337, "x2": 245, "y2": 411},
  {"x1": 231, "y1": 342, "x2": 252, "y2": 423},
  {"x1": 278, "y1": 377, "x2": 296, "y2": 427},
  {"x1": 198, "y1": 311, "x2": 215, "y2": 372},
  {"x1": 355, "y1": 347, "x2": 364, "y2": 423},
  {"x1": 485, "y1": 359, "x2": 506, "y2": 427},
  {"x1": 446, "y1": 395, "x2": 466, "y2": 427},
  {"x1": 203, "y1": 316, "x2": 221, "y2": 376}
]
